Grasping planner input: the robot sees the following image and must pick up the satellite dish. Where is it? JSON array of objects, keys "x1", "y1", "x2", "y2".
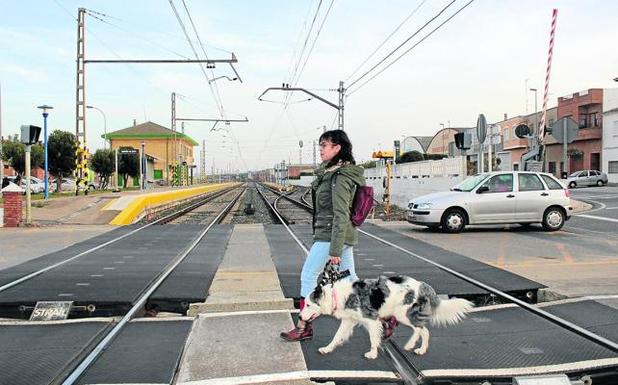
[{"x1": 515, "y1": 124, "x2": 531, "y2": 139}]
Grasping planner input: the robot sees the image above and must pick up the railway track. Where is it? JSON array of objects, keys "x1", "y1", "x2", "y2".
[{"x1": 258, "y1": 183, "x2": 618, "y2": 384}]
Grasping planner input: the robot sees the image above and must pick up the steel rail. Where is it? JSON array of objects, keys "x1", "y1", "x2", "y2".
[
  {"x1": 61, "y1": 188, "x2": 244, "y2": 385},
  {"x1": 255, "y1": 185, "x2": 307, "y2": 253},
  {"x1": 0, "y1": 186, "x2": 239, "y2": 294},
  {"x1": 255, "y1": 185, "x2": 414, "y2": 382}
]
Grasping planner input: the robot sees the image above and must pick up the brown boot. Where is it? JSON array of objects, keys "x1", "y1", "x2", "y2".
[{"x1": 280, "y1": 323, "x2": 313, "y2": 342}]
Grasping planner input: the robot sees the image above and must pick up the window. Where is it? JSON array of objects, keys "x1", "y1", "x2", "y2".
[
  {"x1": 481, "y1": 174, "x2": 513, "y2": 193},
  {"x1": 541, "y1": 174, "x2": 564, "y2": 190},
  {"x1": 609, "y1": 161, "x2": 618, "y2": 174},
  {"x1": 548, "y1": 162, "x2": 556, "y2": 175},
  {"x1": 519, "y1": 173, "x2": 545, "y2": 191}
]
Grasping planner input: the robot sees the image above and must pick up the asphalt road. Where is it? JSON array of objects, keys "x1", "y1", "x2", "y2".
[{"x1": 375, "y1": 185, "x2": 618, "y2": 302}]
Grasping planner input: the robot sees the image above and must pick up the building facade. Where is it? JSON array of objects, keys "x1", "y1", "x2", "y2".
[
  {"x1": 602, "y1": 88, "x2": 618, "y2": 183},
  {"x1": 543, "y1": 89, "x2": 603, "y2": 176},
  {"x1": 104, "y1": 121, "x2": 197, "y2": 183}
]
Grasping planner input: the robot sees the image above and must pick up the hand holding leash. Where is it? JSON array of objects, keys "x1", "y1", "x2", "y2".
[{"x1": 329, "y1": 256, "x2": 341, "y2": 265}]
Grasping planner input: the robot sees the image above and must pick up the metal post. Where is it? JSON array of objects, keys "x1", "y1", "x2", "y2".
[
  {"x1": 562, "y1": 118, "x2": 568, "y2": 177},
  {"x1": 338, "y1": 81, "x2": 345, "y2": 131},
  {"x1": 25, "y1": 145, "x2": 32, "y2": 225},
  {"x1": 479, "y1": 145, "x2": 483, "y2": 174},
  {"x1": 139, "y1": 142, "x2": 144, "y2": 191},
  {"x1": 488, "y1": 125, "x2": 493, "y2": 173},
  {"x1": 43, "y1": 112, "x2": 49, "y2": 198},
  {"x1": 312, "y1": 140, "x2": 317, "y2": 167},
  {"x1": 37, "y1": 105, "x2": 54, "y2": 198},
  {"x1": 114, "y1": 148, "x2": 119, "y2": 191},
  {"x1": 171, "y1": 92, "x2": 176, "y2": 186},
  {"x1": 75, "y1": 8, "x2": 87, "y2": 167}
]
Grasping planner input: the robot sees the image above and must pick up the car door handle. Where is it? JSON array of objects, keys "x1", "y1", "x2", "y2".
[
  {"x1": 541, "y1": 192, "x2": 549, "y2": 196},
  {"x1": 506, "y1": 194, "x2": 515, "y2": 198}
]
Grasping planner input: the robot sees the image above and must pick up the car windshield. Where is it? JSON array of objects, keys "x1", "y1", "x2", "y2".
[
  {"x1": 451, "y1": 174, "x2": 489, "y2": 192},
  {"x1": 569, "y1": 171, "x2": 581, "y2": 177}
]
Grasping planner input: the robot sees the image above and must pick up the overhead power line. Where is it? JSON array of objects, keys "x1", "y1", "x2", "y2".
[
  {"x1": 168, "y1": 0, "x2": 226, "y2": 118},
  {"x1": 347, "y1": 0, "x2": 457, "y2": 90},
  {"x1": 290, "y1": 0, "x2": 335, "y2": 91},
  {"x1": 284, "y1": 0, "x2": 324, "y2": 107},
  {"x1": 347, "y1": 0, "x2": 475, "y2": 96},
  {"x1": 179, "y1": 0, "x2": 227, "y2": 118},
  {"x1": 345, "y1": 0, "x2": 427, "y2": 82}
]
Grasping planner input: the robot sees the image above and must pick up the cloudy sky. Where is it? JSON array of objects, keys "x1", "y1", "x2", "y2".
[{"x1": 1, "y1": 0, "x2": 617, "y2": 172}]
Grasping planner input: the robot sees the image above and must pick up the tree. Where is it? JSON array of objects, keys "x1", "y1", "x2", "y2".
[
  {"x1": 48, "y1": 130, "x2": 78, "y2": 191},
  {"x1": 398, "y1": 151, "x2": 425, "y2": 164},
  {"x1": 91, "y1": 149, "x2": 114, "y2": 189},
  {"x1": 1, "y1": 139, "x2": 44, "y2": 181},
  {"x1": 118, "y1": 147, "x2": 139, "y2": 188}
]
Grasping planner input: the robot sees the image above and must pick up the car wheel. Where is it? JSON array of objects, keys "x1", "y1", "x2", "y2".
[
  {"x1": 596, "y1": 180, "x2": 604, "y2": 187},
  {"x1": 569, "y1": 182, "x2": 576, "y2": 188},
  {"x1": 542, "y1": 207, "x2": 565, "y2": 231},
  {"x1": 441, "y1": 209, "x2": 466, "y2": 233}
]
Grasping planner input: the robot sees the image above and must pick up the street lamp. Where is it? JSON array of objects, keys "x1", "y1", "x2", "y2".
[
  {"x1": 37, "y1": 104, "x2": 53, "y2": 199},
  {"x1": 208, "y1": 75, "x2": 238, "y2": 84},
  {"x1": 529, "y1": 88, "x2": 538, "y2": 134},
  {"x1": 86, "y1": 105, "x2": 107, "y2": 150}
]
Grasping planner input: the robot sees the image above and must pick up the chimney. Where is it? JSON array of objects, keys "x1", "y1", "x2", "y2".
[
  {"x1": 133, "y1": 119, "x2": 137, "y2": 126},
  {"x1": 504, "y1": 113, "x2": 508, "y2": 120}
]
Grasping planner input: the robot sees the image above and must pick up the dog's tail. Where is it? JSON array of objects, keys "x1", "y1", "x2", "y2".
[{"x1": 430, "y1": 297, "x2": 473, "y2": 327}]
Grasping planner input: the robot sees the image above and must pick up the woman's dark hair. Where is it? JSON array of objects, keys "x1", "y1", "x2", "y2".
[{"x1": 319, "y1": 129, "x2": 355, "y2": 167}]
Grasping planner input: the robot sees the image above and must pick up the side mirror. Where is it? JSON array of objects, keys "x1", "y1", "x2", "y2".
[{"x1": 477, "y1": 185, "x2": 489, "y2": 194}]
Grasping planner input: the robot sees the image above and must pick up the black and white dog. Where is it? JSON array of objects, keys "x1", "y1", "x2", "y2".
[{"x1": 300, "y1": 275, "x2": 473, "y2": 359}]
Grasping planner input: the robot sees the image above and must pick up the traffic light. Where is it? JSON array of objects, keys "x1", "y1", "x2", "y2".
[
  {"x1": 20, "y1": 125, "x2": 42, "y2": 145},
  {"x1": 454, "y1": 132, "x2": 471, "y2": 150}
]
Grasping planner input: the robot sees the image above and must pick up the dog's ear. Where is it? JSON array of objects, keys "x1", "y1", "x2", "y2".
[{"x1": 310, "y1": 284, "x2": 324, "y2": 303}]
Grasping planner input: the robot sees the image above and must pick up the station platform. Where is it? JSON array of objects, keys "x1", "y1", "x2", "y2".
[{"x1": 0, "y1": 223, "x2": 617, "y2": 385}]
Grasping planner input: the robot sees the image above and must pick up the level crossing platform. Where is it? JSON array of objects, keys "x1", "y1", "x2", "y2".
[{"x1": 0, "y1": 223, "x2": 616, "y2": 384}]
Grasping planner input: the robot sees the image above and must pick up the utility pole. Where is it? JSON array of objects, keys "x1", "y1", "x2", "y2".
[
  {"x1": 299, "y1": 140, "x2": 303, "y2": 165},
  {"x1": 312, "y1": 140, "x2": 317, "y2": 167},
  {"x1": 170, "y1": 92, "x2": 176, "y2": 186},
  {"x1": 201, "y1": 139, "x2": 206, "y2": 183},
  {"x1": 337, "y1": 81, "x2": 345, "y2": 130},
  {"x1": 75, "y1": 7, "x2": 239, "y2": 186}
]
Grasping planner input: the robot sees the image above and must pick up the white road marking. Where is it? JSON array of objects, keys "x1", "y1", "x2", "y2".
[{"x1": 577, "y1": 214, "x2": 618, "y2": 223}]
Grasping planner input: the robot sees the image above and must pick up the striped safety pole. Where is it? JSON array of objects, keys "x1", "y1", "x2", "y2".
[{"x1": 539, "y1": 9, "x2": 558, "y2": 142}]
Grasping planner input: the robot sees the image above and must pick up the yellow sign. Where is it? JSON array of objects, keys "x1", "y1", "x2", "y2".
[{"x1": 372, "y1": 150, "x2": 394, "y2": 159}]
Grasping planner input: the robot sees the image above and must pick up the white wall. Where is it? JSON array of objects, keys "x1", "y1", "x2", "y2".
[
  {"x1": 603, "y1": 88, "x2": 618, "y2": 183},
  {"x1": 365, "y1": 156, "x2": 467, "y2": 208},
  {"x1": 289, "y1": 157, "x2": 468, "y2": 207}
]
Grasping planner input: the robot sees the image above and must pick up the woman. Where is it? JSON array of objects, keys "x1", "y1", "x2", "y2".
[{"x1": 280, "y1": 129, "x2": 365, "y2": 342}]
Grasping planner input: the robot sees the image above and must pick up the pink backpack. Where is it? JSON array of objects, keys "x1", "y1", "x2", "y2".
[{"x1": 351, "y1": 185, "x2": 374, "y2": 226}]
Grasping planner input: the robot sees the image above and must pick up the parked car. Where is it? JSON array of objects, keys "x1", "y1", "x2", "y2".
[
  {"x1": 51, "y1": 178, "x2": 76, "y2": 192},
  {"x1": 5, "y1": 176, "x2": 47, "y2": 194},
  {"x1": 566, "y1": 170, "x2": 608, "y2": 188},
  {"x1": 406, "y1": 172, "x2": 573, "y2": 233}
]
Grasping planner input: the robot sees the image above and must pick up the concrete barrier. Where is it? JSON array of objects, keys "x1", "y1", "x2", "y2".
[
  {"x1": 109, "y1": 183, "x2": 238, "y2": 225},
  {"x1": 365, "y1": 157, "x2": 467, "y2": 208}
]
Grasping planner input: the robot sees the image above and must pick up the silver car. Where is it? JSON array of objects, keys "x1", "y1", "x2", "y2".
[
  {"x1": 406, "y1": 172, "x2": 573, "y2": 233},
  {"x1": 567, "y1": 170, "x2": 608, "y2": 188}
]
